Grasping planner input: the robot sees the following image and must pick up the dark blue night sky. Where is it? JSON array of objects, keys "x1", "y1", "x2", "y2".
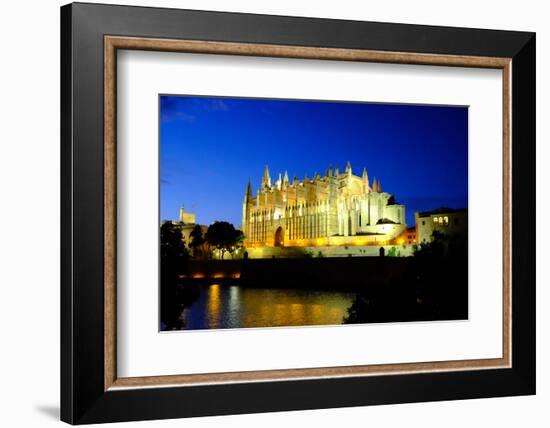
[{"x1": 160, "y1": 95, "x2": 468, "y2": 227}]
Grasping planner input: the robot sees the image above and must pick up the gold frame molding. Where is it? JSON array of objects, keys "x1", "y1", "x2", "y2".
[{"x1": 104, "y1": 36, "x2": 512, "y2": 391}]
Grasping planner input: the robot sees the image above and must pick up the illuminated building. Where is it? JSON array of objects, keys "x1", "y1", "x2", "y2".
[
  {"x1": 175, "y1": 207, "x2": 207, "y2": 248},
  {"x1": 179, "y1": 206, "x2": 196, "y2": 224},
  {"x1": 415, "y1": 208, "x2": 467, "y2": 244},
  {"x1": 392, "y1": 226, "x2": 417, "y2": 246},
  {"x1": 242, "y1": 162, "x2": 406, "y2": 249}
]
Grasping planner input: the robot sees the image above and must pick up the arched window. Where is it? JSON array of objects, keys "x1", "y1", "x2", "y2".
[
  {"x1": 433, "y1": 217, "x2": 439, "y2": 224},
  {"x1": 444, "y1": 216, "x2": 449, "y2": 225}
]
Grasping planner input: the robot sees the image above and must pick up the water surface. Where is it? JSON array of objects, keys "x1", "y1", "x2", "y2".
[{"x1": 178, "y1": 284, "x2": 355, "y2": 330}]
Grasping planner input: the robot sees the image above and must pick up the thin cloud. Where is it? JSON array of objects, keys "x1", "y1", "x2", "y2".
[
  {"x1": 161, "y1": 110, "x2": 196, "y2": 123},
  {"x1": 204, "y1": 99, "x2": 229, "y2": 112}
]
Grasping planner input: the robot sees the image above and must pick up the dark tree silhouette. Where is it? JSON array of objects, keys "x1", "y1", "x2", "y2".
[
  {"x1": 160, "y1": 221, "x2": 198, "y2": 330},
  {"x1": 205, "y1": 221, "x2": 243, "y2": 259},
  {"x1": 160, "y1": 221, "x2": 187, "y2": 261},
  {"x1": 189, "y1": 225, "x2": 206, "y2": 259},
  {"x1": 344, "y1": 232, "x2": 468, "y2": 325},
  {"x1": 233, "y1": 230, "x2": 245, "y2": 258}
]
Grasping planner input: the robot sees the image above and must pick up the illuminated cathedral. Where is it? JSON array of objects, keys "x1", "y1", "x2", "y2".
[{"x1": 242, "y1": 162, "x2": 407, "y2": 249}]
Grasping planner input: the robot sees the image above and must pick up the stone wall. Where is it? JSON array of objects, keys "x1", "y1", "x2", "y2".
[{"x1": 245, "y1": 242, "x2": 415, "y2": 259}]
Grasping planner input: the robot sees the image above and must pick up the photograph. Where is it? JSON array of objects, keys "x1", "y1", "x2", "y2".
[
  {"x1": 52, "y1": 2, "x2": 536, "y2": 425},
  {"x1": 159, "y1": 95, "x2": 469, "y2": 331}
]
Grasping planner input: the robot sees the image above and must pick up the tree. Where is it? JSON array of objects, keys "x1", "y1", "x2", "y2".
[
  {"x1": 413, "y1": 230, "x2": 447, "y2": 259},
  {"x1": 160, "y1": 221, "x2": 192, "y2": 330},
  {"x1": 387, "y1": 246, "x2": 401, "y2": 257},
  {"x1": 160, "y1": 221, "x2": 188, "y2": 262},
  {"x1": 205, "y1": 221, "x2": 243, "y2": 259},
  {"x1": 189, "y1": 225, "x2": 206, "y2": 259},
  {"x1": 231, "y1": 229, "x2": 245, "y2": 259}
]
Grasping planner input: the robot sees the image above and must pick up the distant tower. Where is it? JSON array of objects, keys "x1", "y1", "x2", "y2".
[{"x1": 179, "y1": 206, "x2": 196, "y2": 224}]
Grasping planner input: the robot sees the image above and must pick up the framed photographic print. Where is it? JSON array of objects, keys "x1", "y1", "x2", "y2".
[{"x1": 61, "y1": 2, "x2": 535, "y2": 424}]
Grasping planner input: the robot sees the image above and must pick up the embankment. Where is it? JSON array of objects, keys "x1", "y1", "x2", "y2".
[{"x1": 180, "y1": 257, "x2": 412, "y2": 290}]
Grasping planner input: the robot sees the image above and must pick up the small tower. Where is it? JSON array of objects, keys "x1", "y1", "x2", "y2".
[
  {"x1": 262, "y1": 164, "x2": 271, "y2": 188},
  {"x1": 345, "y1": 160, "x2": 352, "y2": 175},
  {"x1": 179, "y1": 206, "x2": 196, "y2": 224},
  {"x1": 283, "y1": 170, "x2": 289, "y2": 184},
  {"x1": 362, "y1": 167, "x2": 370, "y2": 193},
  {"x1": 275, "y1": 172, "x2": 282, "y2": 190}
]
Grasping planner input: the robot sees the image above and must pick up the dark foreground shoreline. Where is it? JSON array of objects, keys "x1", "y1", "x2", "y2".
[
  {"x1": 163, "y1": 253, "x2": 468, "y2": 330},
  {"x1": 180, "y1": 257, "x2": 413, "y2": 290}
]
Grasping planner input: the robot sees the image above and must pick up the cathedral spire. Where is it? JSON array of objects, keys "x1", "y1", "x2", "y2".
[
  {"x1": 372, "y1": 178, "x2": 381, "y2": 193},
  {"x1": 362, "y1": 167, "x2": 369, "y2": 192},
  {"x1": 262, "y1": 164, "x2": 271, "y2": 188},
  {"x1": 283, "y1": 170, "x2": 289, "y2": 183},
  {"x1": 245, "y1": 179, "x2": 253, "y2": 202},
  {"x1": 335, "y1": 165, "x2": 339, "y2": 176},
  {"x1": 345, "y1": 160, "x2": 352, "y2": 175},
  {"x1": 328, "y1": 164, "x2": 333, "y2": 177},
  {"x1": 276, "y1": 173, "x2": 283, "y2": 190}
]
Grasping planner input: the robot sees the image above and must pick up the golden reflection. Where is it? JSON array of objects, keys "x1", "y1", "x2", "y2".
[
  {"x1": 290, "y1": 303, "x2": 305, "y2": 324},
  {"x1": 192, "y1": 283, "x2": 354, "y2": 330},
  {"x1": 311, "y1": 303, "x2": 322, "y2": 319},
  {"x1": 232, "y1": 287, "x2": 352, "y2": 328},
  {"x1": 207, "y1": 283, "x2": 221, "y2": 328}
]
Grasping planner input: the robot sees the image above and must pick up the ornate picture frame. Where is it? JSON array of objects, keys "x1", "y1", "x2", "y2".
[{"x1": 61, "y1": 2, "x2": 535, "y2": 424}]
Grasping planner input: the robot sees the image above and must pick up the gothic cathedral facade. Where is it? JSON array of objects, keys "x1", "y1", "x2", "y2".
[{"x1": 242, "y1": 163, "x2": 406, "y2": 248}]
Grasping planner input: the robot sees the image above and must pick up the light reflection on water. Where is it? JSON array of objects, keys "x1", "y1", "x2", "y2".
[{"x1": 180, "y1": 284, "x2": 355, "y2": 330}]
